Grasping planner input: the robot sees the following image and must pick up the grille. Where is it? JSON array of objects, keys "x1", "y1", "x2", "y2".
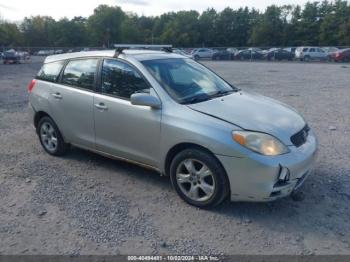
[{"x1": 291, "y1": 125, "x2": 310, "y2": 147}]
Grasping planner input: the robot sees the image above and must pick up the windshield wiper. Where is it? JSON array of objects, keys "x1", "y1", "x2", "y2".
[
  {"x1": 181, "y1": 93, "x2": 213, "y2": 104},
  {"x1": 181, "y1": 89, "x2": 239, "y2": 105},
  {"x1": 209, "y1": 89, "x2": 236, "y2": 98}
]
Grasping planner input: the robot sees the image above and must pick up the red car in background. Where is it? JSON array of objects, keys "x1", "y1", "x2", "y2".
[{"x1": 329, "y1": 48, "x2": 350, "y2": 62}]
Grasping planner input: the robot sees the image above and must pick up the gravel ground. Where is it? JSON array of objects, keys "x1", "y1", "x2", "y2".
[{"x1": 0, "y1": 57, "x2": 349, "y2": 255}]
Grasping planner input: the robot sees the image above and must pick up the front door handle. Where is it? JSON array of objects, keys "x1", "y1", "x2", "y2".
[
  {"x1": 94, "y1": 102, "x2": 108, "y2": 111},
  {"x1": 52, "y1": 92, "x2": 62, "y2": 99}
]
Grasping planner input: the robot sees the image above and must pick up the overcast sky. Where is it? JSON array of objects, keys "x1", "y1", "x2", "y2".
[{"x1": 0, "y1": 0, "x2": 311, "y2": 22}]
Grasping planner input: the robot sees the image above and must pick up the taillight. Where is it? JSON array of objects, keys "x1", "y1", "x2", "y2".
[{"x1": 27, "y1": 79, "x2": 36, "y2": 93}]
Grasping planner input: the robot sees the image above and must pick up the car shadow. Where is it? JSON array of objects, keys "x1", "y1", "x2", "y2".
[
  {"x1": 61, "y1": 147, "x2": 349, "y2": 238},
  {"x1": 61, "y1": 146, "x2": 172, "y2": 189}
]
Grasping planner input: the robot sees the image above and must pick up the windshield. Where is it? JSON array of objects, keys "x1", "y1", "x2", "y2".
[{"x1": 141, "y1": 58, "x2": 237, "y2": 104}]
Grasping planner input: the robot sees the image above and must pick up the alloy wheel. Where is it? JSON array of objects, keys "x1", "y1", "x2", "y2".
[
  {"x1": 40, "y1": 121, "x2": 58, "y2": 153},
  {"x1": 176, "y1": 159, "x2": 216, "y2": 202}
]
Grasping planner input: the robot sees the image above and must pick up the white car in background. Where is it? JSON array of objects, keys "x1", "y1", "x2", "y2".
[
  {"x1": 295, "y1": 47, "x2": 328, "y2": 61},
  {"x1": 172, "y1": 48, "x2": 194, "y2": 59},
  {"x1": 322, "y1": 46, "x2": 339, "y2": 54},
  {"x1": 191, "y1": 48, "x2": 214, "y2": 60}
]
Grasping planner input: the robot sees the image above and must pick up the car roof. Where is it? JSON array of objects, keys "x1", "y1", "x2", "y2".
[{"x1": 44, "y1": 49, "x2": 185, "y2": 64}]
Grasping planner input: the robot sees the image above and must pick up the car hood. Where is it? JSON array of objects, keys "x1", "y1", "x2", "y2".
[{"x1": 187, "y1": 91, "x2": 305, "y2": 146}]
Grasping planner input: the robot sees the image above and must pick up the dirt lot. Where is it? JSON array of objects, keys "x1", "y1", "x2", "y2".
[{"x1": 0, "y1": 57, "x2": 349, "y2": 255}]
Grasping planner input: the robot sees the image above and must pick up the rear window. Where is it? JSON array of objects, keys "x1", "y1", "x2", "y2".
[
  {"x1": 61, "y1": 59, "x2": 98, "y2": 90},
  {"x1": 37, "y1": 61, "x2": 64, "y2": 82}
]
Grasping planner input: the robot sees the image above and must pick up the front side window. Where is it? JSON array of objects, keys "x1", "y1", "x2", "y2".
[
  {"x1": 62, "y1": 59, "x2": 98, "y2": 90},
  {"x1": 101, "y1": 59, "x2": 149, "y2": 99},
  {"x1": 37, "y1": 61, "x2": 65, "y2": 82},
  {"x1": 141, "y1": 58, "x2": 237, "y2": 104}
]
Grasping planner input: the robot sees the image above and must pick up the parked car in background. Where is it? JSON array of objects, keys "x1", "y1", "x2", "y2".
[
  {"x1": 328, "y1": 48, "x2": 350, "y2": 62},
  {"x1": 322, "y1": 46, "x2": 339, "y2": 54},
  {"x1": 37, "y1": 50, "x2": 55, "y2": 56},
  {"x1": 172, "y1": 48, "x2": 194, "y2": 59},
  {"x1": 248, "y1": 47, "x2": 263, "y2": 53},
  {"x1": 191, "y1": 48, "x2": 214, "y2": 60},
  {"x1": 234, "y1": 49, "x2": 263, "y2": 60},
  {"x1": 18, "y1": 51, "x2": 30, "y2": 60},
  {"x1": 3, "y1": 50, "x2": 21, "y2": 64},
  {"x1": 264, "y1": 49, "x2": 293, "y2": 61},
  {"x1": 211, "y1": 49, "x2": 234, "y2": 60},
  {"x1": 37, "y1": 50, "x2": 46, "y2": 56},
  {"x1": 283, "y1": 47, "x2": 296, "y2": 57},
  {"x1": 295, "y1": 47, "x2": 328, "y2": 61},
  {"x1": 227, "y1": 47, "x2": 238, "y2": 54}
]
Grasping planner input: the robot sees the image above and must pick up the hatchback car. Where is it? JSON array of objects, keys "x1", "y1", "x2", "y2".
[
  {"x1": 191, "y1": 48, "x2": 214, "y2": 60},
  {"x1": 28, "y1": 48, "x2": 317, "y2": 208}
]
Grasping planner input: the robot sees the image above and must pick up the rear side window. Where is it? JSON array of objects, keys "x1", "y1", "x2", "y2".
[
  {"x1": 37, "y1": 61, "x2": 64, "y2": 82},
  {"x1": 101, "y1": 59, "x2": 149, "y2": 99},
  {"x1": 62, "y1": 59, "x2": 98, "y2": 90}
]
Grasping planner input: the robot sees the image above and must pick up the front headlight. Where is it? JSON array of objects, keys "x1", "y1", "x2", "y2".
[{"x1": 232, "y1": 131, "x2": 289, "y2": 156}]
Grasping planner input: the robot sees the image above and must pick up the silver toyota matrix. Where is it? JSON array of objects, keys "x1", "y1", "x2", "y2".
[{"x1": 28, "y1": 45, "x2": 318, "y2": 208}]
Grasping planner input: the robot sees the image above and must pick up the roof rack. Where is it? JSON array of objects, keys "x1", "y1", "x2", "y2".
[{"x1": 113, "y1": 44, "x2": 173, "y2": 57}]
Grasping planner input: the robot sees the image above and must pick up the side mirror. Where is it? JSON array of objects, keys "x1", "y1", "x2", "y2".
[{"x1": 130, "y1": 93, "x2": 161, "y2": 109}]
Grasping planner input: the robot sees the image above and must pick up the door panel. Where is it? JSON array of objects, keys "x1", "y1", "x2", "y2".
[
  {"x1": 49, "y1": 83, "x2": 95, "y2": 148},
  {"x1": 93, "y1": 93, "x2": 161, "y2": 166},
  {"x1": 48, "y1": 58, "x2": 99, "y2": 148}
]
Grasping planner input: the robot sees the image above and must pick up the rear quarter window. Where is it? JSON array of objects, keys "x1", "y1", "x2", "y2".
[
  {"x1": 61, "y1": 59, "x2": 99, "y2": 91},
  {"x1": 37, "y1": 61, "x2": 65, "y2": 82}
]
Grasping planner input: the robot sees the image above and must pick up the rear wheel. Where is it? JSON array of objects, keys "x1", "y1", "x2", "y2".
[
  {"x1": 304, "y1": 56, "x2": 310, "y2": 62},
  {"x1": 38, "y1": 116, "x2": 68, "y2": 156},
  {"x1": 170, "y1": 148, "x2": 229, "y2": 208}
]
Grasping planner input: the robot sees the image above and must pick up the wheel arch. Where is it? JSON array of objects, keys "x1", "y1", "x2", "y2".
[
  {"x1": 34, "y1": 111, "x2": 52, "y2": 130},
  {"x1": 164, "y1": 142, "x2": 226, "y2": 177}
]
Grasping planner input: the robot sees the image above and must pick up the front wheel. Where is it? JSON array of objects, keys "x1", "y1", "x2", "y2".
[
  {"x1": 170, "y1": 148, "x2": 229, "y2": 208},
  {"x1": 38, "y1": 116, "x2": 68, "y2": 156}
]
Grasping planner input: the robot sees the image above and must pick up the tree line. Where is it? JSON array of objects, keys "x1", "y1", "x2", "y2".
[{"x1": 1, "y1": 0, "x2": 350, "y2": 48}]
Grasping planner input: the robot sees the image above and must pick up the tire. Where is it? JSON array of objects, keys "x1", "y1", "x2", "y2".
[
  {"x1": 194, "y1": 55, "x2": 200, "y2": 60},
  {"x1": 37, "y1": 116, "x2": 68, "y2": 156},
  {"x1": 170, "y1": 148, "x2": 229, "y2": 208},
  {"x1": 304, "y1": 56, "x2": 310, "y2": 62}
]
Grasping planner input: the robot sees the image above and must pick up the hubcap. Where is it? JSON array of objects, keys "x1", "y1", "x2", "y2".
[
  {"x1": 176, "y1": 159, "x2": 215, "y2": 202},
  {"x1": 40, "y1": 122, "x2": 58, "y2": 153}
]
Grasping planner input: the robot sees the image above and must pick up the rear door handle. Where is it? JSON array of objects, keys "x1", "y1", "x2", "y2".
[
  {"x1": 94, "y1": 102, "x2": 108, "y2": 111},
  {"x1": 52, "y1": 92, "x2": 62, "y2": 99}
]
